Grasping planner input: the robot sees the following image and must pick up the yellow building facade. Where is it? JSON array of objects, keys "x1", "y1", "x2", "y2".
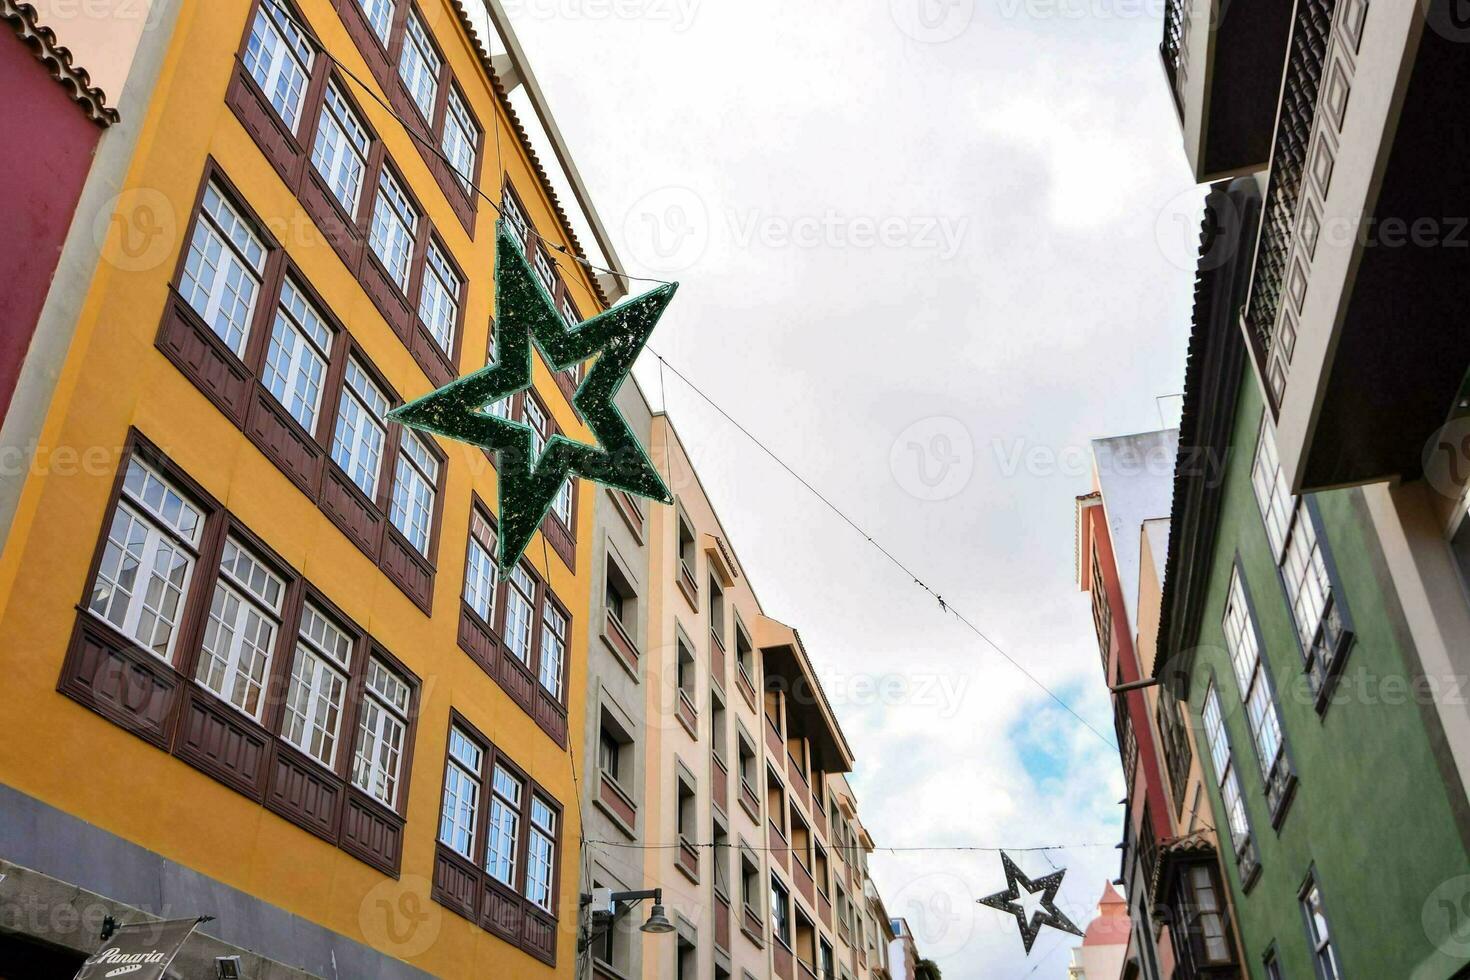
[{"x1": 0, "y1": 0, "x2": 606, "y2": 975}]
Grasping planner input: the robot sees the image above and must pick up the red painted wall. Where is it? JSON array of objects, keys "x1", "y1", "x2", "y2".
[{"x1": 0, "y1": 27, "x2": 101, "y2": 427}]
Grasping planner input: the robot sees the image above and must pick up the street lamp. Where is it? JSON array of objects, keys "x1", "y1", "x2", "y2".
[{"x1": 580, "y1": 887, "x2": 675, "y2": 949}]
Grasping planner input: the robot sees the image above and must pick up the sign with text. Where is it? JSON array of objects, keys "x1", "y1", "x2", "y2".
[{"x1": 73, "y1": 917, "x2": 207, "y2": 980}]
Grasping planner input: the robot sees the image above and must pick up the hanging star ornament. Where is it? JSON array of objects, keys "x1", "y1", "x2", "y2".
[
  {"x1": 388, "y1": 220, "x2": 675, "y2": 572},
  {"x1": 976, "y1": 851, "x2": 1083, "y2": 954}
]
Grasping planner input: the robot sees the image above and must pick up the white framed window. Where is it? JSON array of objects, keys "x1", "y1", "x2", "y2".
[
  {"x1": 354, "y1": 0, "x2": 395, "y2": 44},
  {"x1": 331, "y1": 357, "x2": 390, "y2": 498},
  {"x1": 1202, "y1": 684, "x2": 1250, "y2": 858},
  {"x1": 439, "y1": 726, "x2": 481, "y2": 858},
  {"x1": 552, "y1": 479, "x2": 573, "y2": 528},
  {"x1": 503, "y1": 564, "x2": 535, "y2": 665},
  {"x1": 389, "y1": 430, "x2": 438, "y2": 556},
  {"x1": 502, "y1": 567, "x2": 538, "y2": 667},
  {"x1": 1302, "y1": 877, "x2": 1342, "y2": 980},
  {"x1": 181, "y1": 183, "x2": 267, "y2": 358},
  {"x1": 522, "y1": 397, "x2": 548, "y2": 459},
  {"x1": 501, "y1": 190, "x2": 530, "y2": 251},
  {"x1": 351, "y1": 657, "x2": 410, "y2": 808},
  {"x1": 487, "y1": 764, "x2": 522, "y2": 886},
  {"x1": 526, "y1": 797, "x2": 556, "y2": 911},
  {"x1": 398, "y1": 11, "x2": 440, "y2": 121},
  {"x1": 262, "y1": 278, "x2": 332, "y2": 434},
  {"x1": 532, "y1": 248, "x2": 556, "y2": 295},
  {"x1": 1252, "y1": 422, "x2": 1336, "y2": 660},
  {"x1": 87, "y1": 459, "x2": 202, "y2": 661},
  {"x1": 417, "y1": 240, "x2": 461, "y2": 354},
  {"x1": 369, "y1": 169, "x2": 418, "y2": 291},
  {"x1": 1223, "y1": 570, "x2": 1284, "y2": 778},
  {"x1": 195, "y1": 537, "x2": 284, "y2": 719},
  {"x1": 442, "y1": 88, "x2": 477, "y2": 194},
  {"x1": 464, "y1": 510, "x2": 498, "y2": 623},
  {"x1": 558, "y1": 296, "x2": 584, "y2": 382},
  {"x1": 311, "y1": 82, "x2": 370, "y2": 217},
  {"x1": 1188, "y1": 865, "x2": 1231, "y2": 964},
  {"x1": 243, "y1": 0, "x2": 314, "y2": 132},
  {"x1": 282, "y1": 603, "x2": 353, "y2": 767},
  {"x1": 538, "y1": 603, "x2": 566, "y2": 697}
]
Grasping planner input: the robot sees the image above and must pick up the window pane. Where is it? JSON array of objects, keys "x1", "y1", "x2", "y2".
[
  {"x1": 351, "y1": 668, "x2": 407, "y2": 808},
  {"x1": 487, "y1": 765, "x2": 523, "y2": 885},
  {"x1": 353, "y1": 0, "x2": 394, "y2": 43},
  {"x1": 442, "y1": 89, "x2": 477, "y2": 193},
  {"x1": 504, "y1": 565, "x2": 535, "y2": 665},
  {"x1": 196, "y1": 538, "x2": 282, "y2": 718},
  {"x1": 464, "y1": 521, "x2": 498, "y2": 623},
  {"x1": 181, "y1": 185, "x2": 265, "y2": 358},
  {"x1": 398, "y1": 12, "x2": 440, "y2": 121},
  {"x1": 368, "y1": 170, "x2": 417, "y2": 291},
  {"x1": 262, "y1": 279, "x2": 332, "y2": 433},
  {"x1": 311, "y1": 82, "x2": 370, "y2": 216},
  {"x1": 331, "y1": 358, "x2": 390, "y2": 497},
  {"x1": 539, "y1": 603, "x2": 566, "y2": 697},
  {"x1": 389, "y1": 430, "x2": 438, "y2": 555},
  {"x1": 282, "y1": 604, "x2": 352, "y2": 767},
  {"x1": 417, "y1": 241, "x2": 460, "y2": 353},
  {"x1": 243, "y1": 0, "x2": 313, "y2": 132},
  {"x1": 527, "y1": 826, "x2": 555, "y2": 911},
  {"x1": 439, "y1": 755, "x2": 479, "y2": 858}
]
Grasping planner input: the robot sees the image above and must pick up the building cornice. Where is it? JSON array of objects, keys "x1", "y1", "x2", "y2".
[
  {"x1": 1, "y1": 0, "x2": 119, "y2": 126},
  {"x1": 1154, "y1": 177, "x2": 1261, "y2": 691}
]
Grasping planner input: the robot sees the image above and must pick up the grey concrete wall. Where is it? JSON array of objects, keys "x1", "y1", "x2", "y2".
[{"x1": 0, "y1": 783, "x2": 436, "y2": 979}]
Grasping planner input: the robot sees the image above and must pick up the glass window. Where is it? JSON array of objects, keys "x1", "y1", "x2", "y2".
[
  {"x1": 526, "y1": 797, "x2": 556, "y2": 911},
  {"x1": 181, "y1": 183, "x2": 266, "y2": 358},
  {"x1": 398, "y1": 11, "x2": 441, "y2": 121},
  {"x1": 331, "y1": 357, "x2": 390, "y2": 497},
  {"x1": 464, "y1": 510, "x2": 498, "y2": 623},
  {"x1": 1253, "y1": 422, "x2": 1335, "y2": 660},
  {"x1": 389, "y1": 430, "x2": 438, "y2": 556},
  {"x1": 442, "y1": 88, "x2": 477, "y2": 194},
  {"x1": 243, "y1": 0, "x2": 314, "y2": 132},
  {"x1": 353, "y1": 0, "x2": 395, "y2": 44},
  {"x1": 311, "y1": 82, "x2": 371, "y2": 217},
  {"x1": 771, "y1": 875, "x2": 790, "y2": 945},
  {"x1": 533, "y1": 248, "x2": 556, "y2": 295},
  {"x1": 503, "y1": 564, "x2": 535, "y2": 665},
  {"x1": 369, "y1": 169, "x2": 418, "y2": 291},
  {"x1": 262, "y1": 278, "x2": 332, "y2": 433},
  {"x1": 87, "y1": 459, "x2": 202, "y2": 661},
  {"x1": 1302, "y1": 879, "x2": 1342, "y2": 980},
  {"x1": 538, "y1": 603, "x2": 566, "y2": 697},
  {"x1": 417, "y1": 240, "x2": 461, "y2": 354},
  {"x1": 1223, "y1": 570, "x2": 1285, "y2": 778},
  {"x1": 196, "y1": 537, "x2": 284, "y2": 719},
  {"x1": 439, "y1": 726, "x2": 481, "y2": 858},
  {"x1": 501, "y1": 190, "x2": 530, "y2": 251},
  {"x1": 1202, "y1": 684, "x2": 1251, "y2": 857},
  {"x1": 281, "y1": 603, "x2": 353, "y2": 767},
  {"x1": 487, "y1": 764, "x2": 522, "y2": 885},
  {"x1": 351, "y1": 658, "x2": 410, "y2": 808}
]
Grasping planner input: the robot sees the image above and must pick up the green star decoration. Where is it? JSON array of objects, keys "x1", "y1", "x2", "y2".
[{"x1": 387, "y1": 220, "x2": 675, "y2": 572}]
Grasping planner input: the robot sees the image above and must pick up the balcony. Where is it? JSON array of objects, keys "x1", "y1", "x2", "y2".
[
  {"x1": 712, "y1": 754, "x2": 729, "y2": 815},
  {"x1": 676, "y1": 689, "x2": 698, "y2": 739},
  {"x1": 787, "y1": 755, "x2": 812, "y2": 813},
  {"x1": 765, "y1": 716, "x2": 785, "y2": 759},
  {"x1": 715, "y1": 891, "x2": 732, "y2": 952},
  {"x1": 600, "y1": 609, "x2": 639, "y2": 675},
  {"x1": 1161, "y1": 0, "x2": 1296, "y2": 182},
  {"x1": 769, "y1": 821, "x2": 789, "y2": 870},
  {"x1": 794, "y1": 859, "x2": 816, "y2": 906},
  {"x1": 677, "y1": 835, "x2": 700, "y2": 882},
  {"x1": 597, "y1": 773, "x2": 637, "y2": 829},
  {"x1": 710, "y1": 627, "x2": 727, "y2": 689},
  {"x1": 740, "y1": 777, "x2": 761, "y2": 823},
  {"x1": 1240, "y1": 1, "x2": 1470, "y2": 491}
]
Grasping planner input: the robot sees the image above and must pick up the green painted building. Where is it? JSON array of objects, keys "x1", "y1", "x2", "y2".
[{"x1": 1157, "y1": 179, "x2": 1470, "y2": 980}]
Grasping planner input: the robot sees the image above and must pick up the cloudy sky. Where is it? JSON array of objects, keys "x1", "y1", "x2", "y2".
[{"x1": 502, "y1": 0, "x2": 1205, "y2": 975}]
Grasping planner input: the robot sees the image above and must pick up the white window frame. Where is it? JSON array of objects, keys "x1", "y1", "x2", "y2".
[
  {"x1": 1301, "y1": 878, "x2": 1343, "y2": 980},
  {"x1": 501, "y1": 189, "x2": 530, "y2": 251},
  {"x1": 538, "y1": 602, "x2": 566, "y2": 698},
  {"x1": 417, "y1": 240, "x2": 461, "y2": 355},
  {"x1": 1223, "y1": 569, "x2": 1285, "y2": 783},
  {"x1": 181, "y1": 183, "x2": 267, "y2": 358},
  {"x1": 1202, "y1": 684, "x2": 1251, "y2": 859},
  {"x1": 311, "y1": 81, "x2": 371, "y2": 218},
  {"x1": 487, "y1": 764, "x2": 522, "y2": 886},
  {"x1": 331, "y1": 357, "x2": 390, "y2": 498},
  {"x1": 526, "y1": 796, "x2": 556, "y2": 911},
  {"x1": 503, "y1": 564, "x2": 536, "y2": 666},
  {"x1": 442, "y1": 87, "x2": 478, "y2": 194},
  {"x1": 439, "y1": 726, "x2": 482, "y2": 858},
  {"x1": 351, "y1": 657, "x2": 411, "y2": 808},
  {"x1": 281, "y1": 603, "x2": 353, "y2": 768},
  {"x1": 87, "y1": 459, "x2": 203, "y2": 662},
  {"x1": 464, "y1": 510, "x2": 498, "y2": 624},
  {"x1": 398, "y1": 11, "x2": 440, "y2": 122},
  {"x1": 262, "y1": 278, "x2": 333, "y2": 434},
  {"x1": 368, "y1": 169, "x2": 418, "y2": 292},
  {"x1": 354, "y1": 0, "x2": 395, "y2": 45},
  {"x1": 195, "y1": 537, "x2": 285, "y2": 720},
  {"x1": 389, "y1": 429, "x2": 438, "y2": 556},
  {"x1": 243, "y1": 0, "x2": 314, "y2": 133}
]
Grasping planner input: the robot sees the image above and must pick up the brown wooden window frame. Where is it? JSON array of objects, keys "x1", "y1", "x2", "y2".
[
  {"x1": 58, "y1": 429, "x2": 421, "y2": 877},
  {"x1": 431, "y1": 710, "x2": 564, "y2": 964},
  {"x1": 226, "y1": 2, "x2": 469, "y2": 388},
  {"x1": 156, "y1": 162, "x2": 448, "y2": 614},
  {"x1": 455, "y1": 495, "x2": 573, "y2": 747}
]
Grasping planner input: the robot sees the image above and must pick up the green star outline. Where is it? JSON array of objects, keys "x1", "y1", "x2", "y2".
[{"x1": 387, "y1": 220, "x2": 675, "y2": 573}]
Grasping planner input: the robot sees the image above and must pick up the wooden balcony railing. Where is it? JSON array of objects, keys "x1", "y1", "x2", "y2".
[{"x1": 1244, "y1": 0, "x2": 1339, "y2": 407}]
